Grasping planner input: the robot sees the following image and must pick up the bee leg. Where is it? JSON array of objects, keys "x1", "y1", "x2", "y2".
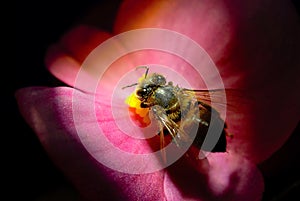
[
  {"x1": 159, "y1": 126, "x2": 167, "y2": 164},
  {"x1": 160, "y1": 126, "x2": 165, "y2": 149},
  {"x1": 150, "y1": 105, "x2": 179, "y2": 146},
  {"x1": 140, "y1": 102, "x2": 154, "y2": 108},
  {"x1": 193, "y1": 117, "x2": 209, "y2": 126}
]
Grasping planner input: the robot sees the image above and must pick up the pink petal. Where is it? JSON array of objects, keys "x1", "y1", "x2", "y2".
[
  {"x1": 15, "y1": 87, "x2": 264, "y2": 200},
  {"x1": 45, "y1": 44, "x2": 81, "y2": 87},
  {"x1": 15, "y1": 87, "x2": 165, "y2": 201},
  {"x1": 164, "y1": 153, "x2": 264, "y2": 201},
  {"x1": 45, "y1": 25, "x2": 111, "y2": 87},
  {"x1": 113, "y1": 0, "x2": 300, "y2": 163},
  {"x1": 59, "y1": 25, "x2": 111, "y2": 63}
]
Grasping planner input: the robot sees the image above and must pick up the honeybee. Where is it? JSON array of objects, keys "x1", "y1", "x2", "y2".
[{"x1": 122, "y1": 66, "x2": 228, "y2": 155}]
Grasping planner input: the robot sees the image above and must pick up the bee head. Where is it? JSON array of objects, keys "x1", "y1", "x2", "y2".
[
  {"x1": 135, "y1": 84, "x2": 154, "y2": 100},
  {"x1": 135, "y1": 74, "x2": 166, "y2": 101}
]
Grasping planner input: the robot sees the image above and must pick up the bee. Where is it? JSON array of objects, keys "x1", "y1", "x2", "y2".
[{"x1": 122, "y1": 66, "x2": 228, "y2": 155}]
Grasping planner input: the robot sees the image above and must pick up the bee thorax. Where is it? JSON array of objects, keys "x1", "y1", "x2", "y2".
[{"x1": 153, "y1": 86, "x2": 178, "y2": 108}]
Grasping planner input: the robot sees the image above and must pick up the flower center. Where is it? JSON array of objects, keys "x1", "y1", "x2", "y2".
[{"x1": 125, "y1": 92, "x2": 151, "y2": 127}]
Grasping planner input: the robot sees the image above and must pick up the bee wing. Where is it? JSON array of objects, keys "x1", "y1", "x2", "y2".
[
  {"x1": 150, "y1": 105, "x2": 190, "y2": 147},
  {"x1": 154, "y1": 110, "x2": 181, "y2": 145},
  {"x1": 183, "y1": 88, "x2": 247, "y2": 114}
]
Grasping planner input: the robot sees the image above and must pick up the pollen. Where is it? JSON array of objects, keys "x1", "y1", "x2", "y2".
[{"x1": 125, "y1": 92, "x2": 151, "y2": 127}]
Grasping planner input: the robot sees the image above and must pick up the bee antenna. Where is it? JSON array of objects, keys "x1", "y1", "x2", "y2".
[
  {"x1": 121, "y1": 83, "x2": 138, "y2": 90},
  {"x1": 135, "y1": 66, "x2": 149, "y2": 78}
]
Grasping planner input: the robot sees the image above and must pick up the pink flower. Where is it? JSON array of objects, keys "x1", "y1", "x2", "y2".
[{"x1": 15, "y1": 0, "x2": 300, "y2": 200}]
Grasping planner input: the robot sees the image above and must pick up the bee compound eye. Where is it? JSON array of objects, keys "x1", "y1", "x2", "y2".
[{"x1": 136, "y1": 88, "x2": 147, "y2": 97}]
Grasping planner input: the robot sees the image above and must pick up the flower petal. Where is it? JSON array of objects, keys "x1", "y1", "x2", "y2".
[
  {"x1": 45, "y1": 44, "x2": 81, "y2": 87},
  {"x1": 114, "y1": 0, "x2": 300, "y2": 163},
  {"x1": 59, "y1": 25, "x2": 111, "y2": 63},
  {"x1": 45, "y1": 25, "x2": 111, "y2": 87},
  {"x1": 164, "y1": 153, "x2": 264, "y2": 201},
  {"x1": 16, "y1": 86, "x2": 265, "y2": 200},
  {"x1": 15, "y1": 86, "x2": 165, "y2": 201}
]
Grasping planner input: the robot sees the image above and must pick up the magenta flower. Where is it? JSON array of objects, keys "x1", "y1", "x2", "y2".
[{"x1": 15, "y1": 1, "x2": 300, "y2": 200}]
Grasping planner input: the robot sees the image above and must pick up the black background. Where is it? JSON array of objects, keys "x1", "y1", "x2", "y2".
[{"x1": 12, "y1": 0, "x2": 300, "y2": 200}]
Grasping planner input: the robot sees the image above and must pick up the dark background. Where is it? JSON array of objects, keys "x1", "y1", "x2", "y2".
[{"x1": 12, "y1": 0, "x2": 300, "y2": 200}]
